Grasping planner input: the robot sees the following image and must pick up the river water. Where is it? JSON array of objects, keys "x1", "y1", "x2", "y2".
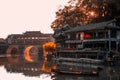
[{"x1": 0, "y1": 55, "x2": 120, "y2": 80}]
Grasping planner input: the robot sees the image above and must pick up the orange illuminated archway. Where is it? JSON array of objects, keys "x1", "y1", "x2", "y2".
[{"x1": 24, "y1": 46, "x2": 38, "y2": 62}]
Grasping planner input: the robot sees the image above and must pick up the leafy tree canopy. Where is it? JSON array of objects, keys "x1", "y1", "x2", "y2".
[
  {"x1": 51, "y1": 0, "x2": 120, "y2": 31},
  {"x1": 42, "y1": 42, "x2": 56, "y2": 52}
]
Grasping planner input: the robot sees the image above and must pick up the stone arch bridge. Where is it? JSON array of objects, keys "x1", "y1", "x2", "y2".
[{"x1": 6, "y1": 45, "x2": 44, "y2": 59}]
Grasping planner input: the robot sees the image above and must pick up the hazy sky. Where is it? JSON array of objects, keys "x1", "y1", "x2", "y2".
[{"x1": 0, "y1": 0, "x2": 69, "y2": 38}]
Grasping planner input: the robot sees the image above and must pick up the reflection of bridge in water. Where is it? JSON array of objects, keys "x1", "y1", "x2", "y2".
[
  {"x1": 2, "y1": 57, "x2": 120, "y2": 80},
  {"x1": 4, "y1": 57, "x2": 56, "y2": 77}
]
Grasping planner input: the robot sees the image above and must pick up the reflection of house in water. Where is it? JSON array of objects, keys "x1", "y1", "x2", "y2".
[
  {"x1": 52, "y1": 72, "x2": 120, "y2": 80},
  {"x1": 4, "y1": 60, "x2": 56, "y2": 77}
]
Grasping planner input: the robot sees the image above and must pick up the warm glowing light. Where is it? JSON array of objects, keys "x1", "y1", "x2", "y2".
[
  {"x1": 81, "y1": 32, "x2": 91, "y2": 40},
  {"x1": 42, "y1": 59, "x2": 56, "y2": 73},
  {"x1": 42, "y1": 42, "x2": 56, "y2": 59},
  {"x1": 42, "y1": 61, "x2": 51, "y2": 73},
  {"x1": 24, "y1": 46, "x2": 34, "y2": 62},
  {"x1": 84, "y1": 33, "x2": 91, "y2": 39},
  {"x1": 42, "y1": 42, "x2": 56, "y2": 52},
  {"x1": 24, "y1": 46, "x2": 38, "y2": 62},
  {"x1": 42, "y1": 42, "x2": 57, "y2": 73},
  {"x1": 90, "y1": 11, "x2": 95, "y2": 16}
]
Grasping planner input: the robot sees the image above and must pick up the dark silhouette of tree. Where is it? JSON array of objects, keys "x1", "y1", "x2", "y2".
[{"x1": 51, "y1": 0, "x2": 120, "y2": 31}]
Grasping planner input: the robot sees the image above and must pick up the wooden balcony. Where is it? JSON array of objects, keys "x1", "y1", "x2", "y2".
[
  {"x1": 65, "y1": 40, "x2": 82, "y2": 43},
  {"x1": 65, "y1": 38, "x2": 117, "y2": 43},
  {"x1": 83, "y1": 38, "x2": 117, "y2": 42}
]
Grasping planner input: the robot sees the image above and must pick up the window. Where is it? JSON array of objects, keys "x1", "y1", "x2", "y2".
[
  {"x1": 111, "y1": 30, "x2": 116, "y2": 38},
  {"x1": 32, "y1": 37, "x2": 34, "y2": 39},
  {"x1": 111, "y1": 41, "x2": 116, "y2": 50}
]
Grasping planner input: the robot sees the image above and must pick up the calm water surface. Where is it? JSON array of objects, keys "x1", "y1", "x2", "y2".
[{"x1": 0, "y1": 55, "x2": 120, "y2": 80}]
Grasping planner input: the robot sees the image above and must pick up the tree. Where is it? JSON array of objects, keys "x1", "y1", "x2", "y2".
[
  {"x1": 42, "y1": 42, "x2": 56, "y2": 52},
  {"x1": 51, "y1": 0, "x2": 120, "y2": 31}
]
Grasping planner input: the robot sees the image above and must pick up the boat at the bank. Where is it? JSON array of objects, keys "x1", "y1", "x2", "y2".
[{"x1": 52, "y1": 57, "x2": 103, "y2": 75}]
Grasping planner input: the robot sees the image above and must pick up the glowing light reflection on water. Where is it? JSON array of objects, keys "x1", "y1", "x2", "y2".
[{"x1": 0, "y1": 56, "x2": 120, "y2": 80}]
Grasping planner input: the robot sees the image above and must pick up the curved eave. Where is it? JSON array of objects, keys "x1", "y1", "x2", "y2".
[{"x1": 65, "y1": 20, "x2": 120, "y2": 33}]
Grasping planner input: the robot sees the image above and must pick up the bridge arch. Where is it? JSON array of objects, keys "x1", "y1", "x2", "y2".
[
  {"x1": 23, "y1": 45, "x2": 40, "y2": 62},
  {"x1": 6, "y1": 45, "x2": 20, "y2": 63},
  {"x1": 6, "y1": 45, "x2": 44, "y2": 62},
  {"x1": 6, "y1": 45, "x2": 19, "y2": 56}
]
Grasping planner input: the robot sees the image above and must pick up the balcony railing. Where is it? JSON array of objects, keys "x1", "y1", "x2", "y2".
[
  {"x1": 65, "y1": 40, "x2": 82, "y2": 43},
  {"x1": 65, "y1": 37, "x2": 117, "y2": 43}
]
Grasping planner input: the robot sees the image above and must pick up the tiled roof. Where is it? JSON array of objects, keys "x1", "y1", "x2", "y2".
[{"x1": 65, "y1": 19, "x2": 120, "y2": 33}]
